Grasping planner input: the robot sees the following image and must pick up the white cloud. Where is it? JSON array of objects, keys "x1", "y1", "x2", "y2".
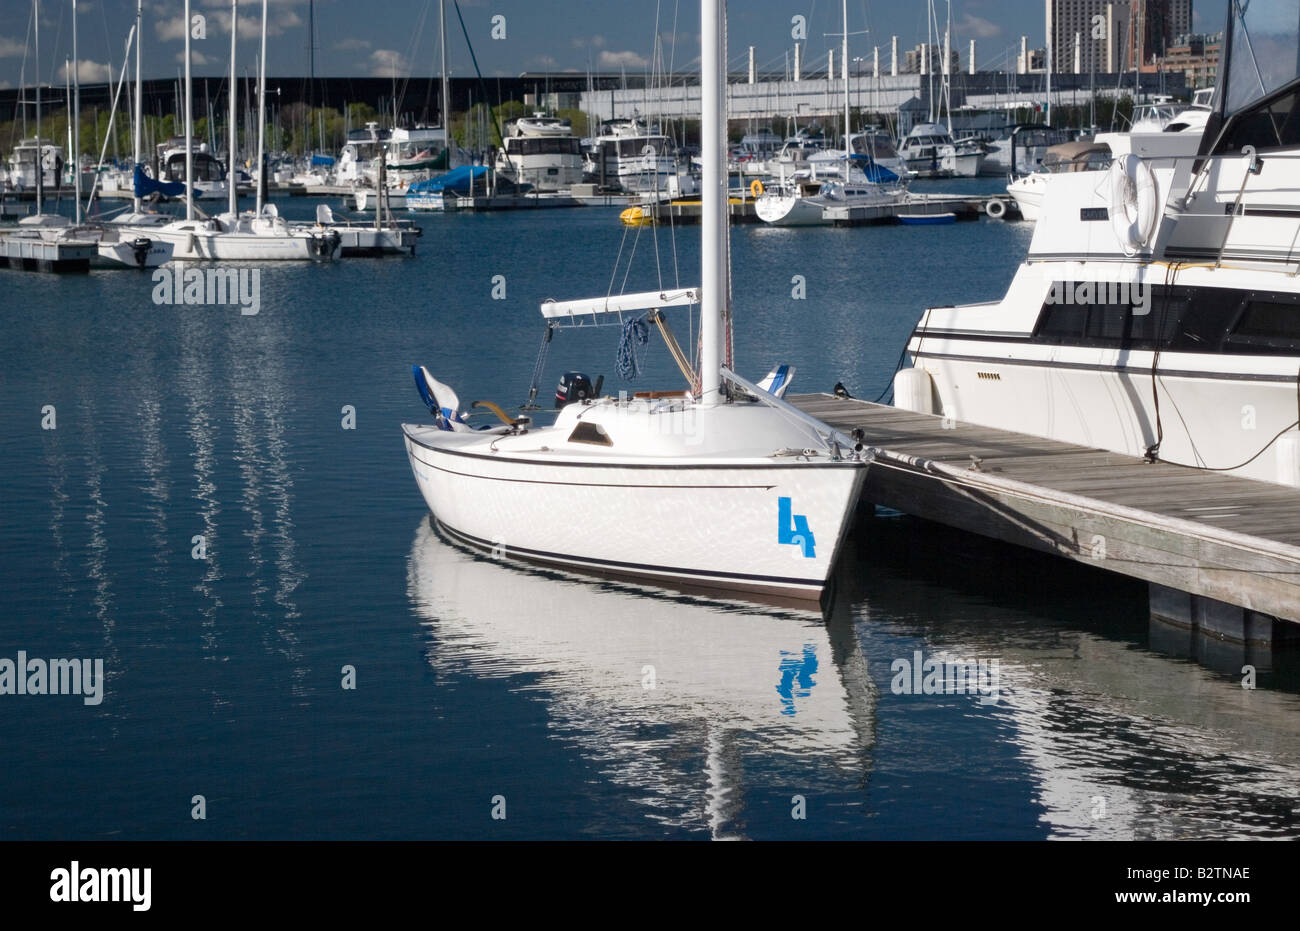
[
  {"x1": 58, "y1": 60, "x2": 114, "y2": 84},
  {"x1": 334, "y1": 38, "x2": 371, "y2": 52},
  {"x1": 210, "y1": 11, "x2": 263, "y2": 41},
  {"x1": 154, "y1": 16, "x2": 187, "y2": 42},
  {"x1": 956, "y1": 14, "x2": 1002, "y2": 40},
  {"x1": 155, "y1": 8, "x2": 297, "y2": 43},
  {"x1": 572, "y1": 35, "x2": 607, "y2": 50},
  {"x1": 179, "y1": 50, "x2": 213, "y2": 67},
  {"x1": 0, "y1": 35, "x2": 29, "y2": 58},
  {"x1": 369, "y1": 49, "x2": 410, "y2": 77},
  {"x1": 599, "y1": 50, "x2": 649, "y2": 69}
]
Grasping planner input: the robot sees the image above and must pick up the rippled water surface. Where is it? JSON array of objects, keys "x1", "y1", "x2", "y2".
[{"x1": 2, "y1": 192, "x2": 1298, "y2": 839}]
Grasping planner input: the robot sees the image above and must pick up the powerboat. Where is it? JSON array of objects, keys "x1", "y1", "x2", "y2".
[
  {"x1": 899, "y1": 122, "x2": 985, "y2": 178},
  {"x1": 1007, "y1": 140, "x2": 1112, "y2": 222},
  {"x1": 496, "y1": 114, "x2": 584, "y2": 192},
  {"x1": 896, "y1": 4, "x2": 1300, "y2": 488},
  {"x1": 589, "y1": 117, "x2": 683, "y2": 194}
]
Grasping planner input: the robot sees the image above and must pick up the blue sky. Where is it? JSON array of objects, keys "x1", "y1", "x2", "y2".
[{"x1": 1, "y1": 0, "x2": 1231, "y2": 90}]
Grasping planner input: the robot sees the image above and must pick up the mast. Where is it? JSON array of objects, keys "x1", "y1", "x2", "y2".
[
  {"x1": 133, "y1": 0, "x2": 142, "y2": 214},
  {"x1": 700, "y1": 0, "x2": 724, "y2": 405},
  {"x1": 926, "y1": 0, "x2": 934, "y2": 123},
  {"x1": 256, "y1": 0, "x2": 267, "y2": 215},
  {"x1": 842, "y1": 0, "x2": 850, "y2": 183},
  {"x1": 72, "y1": 0, "x2": 81, "y2": 223},
  {"x1": 65, "y1": 62, "x2": 71, "y2": 210},
  {"x1": 440, "y1": 0, "x2": 450, "y2": 162},
  {"x1": 34, "y1": 0, "x2": 42, "y2": 216},
  {"x1": 1046, "y1": 2, "x2": 1053, "y2": 125},
  {"x1": 943, "y1": 1, "x2": 952, "y2": 135},
  {"x1": 184, "y1": 0, "x2": 194, "y2": 220},
  {"x1": 228, "y1": 0, "x2": 238, "y2": 219}
]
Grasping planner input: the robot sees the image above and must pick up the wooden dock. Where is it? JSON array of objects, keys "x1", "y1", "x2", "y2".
[
  {"x1": 0, "y1": 234, "x2": 95, "y2": 272},
  {"x1": 637, "y1": 191, "x2": 1015, "y2": 226},
  {"x1": 789, "y1": 394, "x2": 1300, "y2": 636},
  {"x1": 825, "y1": 192, "x2": 1000, "y2": 226},
  {"x1": 636, "y1": 198, "x2": 762, "y2": 225},
  {"x1": 445, "y1": 193, "x2": 586, "y2": 212}
]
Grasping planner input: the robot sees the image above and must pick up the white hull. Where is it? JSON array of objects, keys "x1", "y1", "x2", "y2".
[
  {"x1": 754, "y1": 194, "x2": 828, "y2": 226},
  {"x1": 406, "y1": 193, "x2": 450, "y2": 211},
  {"x1": 1006, "y1": 175, "x2": 1044, "y2": 221},
  {"x1": 91, "y1": 234, "x2": 174, "y2": 268},
  {"x1": 912, "y1": 345, "x2": 1300, "y2": 485},
  {"x1": 944, "y1": 151, "x2": 985, "y2": 177},
  {"x1": 906, "y1": 237, "x2": 1300, "y2": 485},
  {"x1": 118, "y1": 220, "x2": 340, "y2": 261},
  {"x1": 614, "y1": 166, "x2": 681, "y2": 194},
  {"x1": 350, "y1": 189, "x2": 407, "y2": 211},
  {"x1": 498, "y1": 157, "x2": 584, "y2": 192},
  {"x1": 403, "y1": 401, "x2": 865, "y2": 601},
  {"x1": 756, "y1": 187, "x2": 907, "y2": 227}
]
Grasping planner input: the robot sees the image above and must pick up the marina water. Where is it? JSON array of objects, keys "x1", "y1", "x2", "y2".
[{"x1": 3, "y1": 192, "x2": 1300, "y2": 839}]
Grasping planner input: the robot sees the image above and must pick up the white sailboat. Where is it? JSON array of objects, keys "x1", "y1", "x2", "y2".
[
  {"x1": 118, "y1": 0, "x2": 340, "y2": 261},
  {"x1": 897, "y1": 1, "x2": 984, "y2": 179},
  {"x1": 755, "y1": 0, "x2": 908, "y2": 227},
  {"x1": 6, "y1": 1, "x2": 168, "y2": 269},
  {"x1": 401, "y1": 0, "x2": 867, "y2": 603}
]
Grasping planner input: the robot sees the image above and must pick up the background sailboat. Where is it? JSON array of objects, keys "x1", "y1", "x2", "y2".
[
  {"x1": 118, "y1": 0, "x2": 340, "y2": 261},
  {"x1": 755, "y1": 0, "x2": 908, "y2": 226}
]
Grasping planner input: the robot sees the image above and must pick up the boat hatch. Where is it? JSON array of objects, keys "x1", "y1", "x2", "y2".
[{"x1": 568, "y1": 422, "x2": 613, "y2": 446}]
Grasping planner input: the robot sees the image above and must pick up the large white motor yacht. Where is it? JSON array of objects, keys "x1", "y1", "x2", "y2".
[
  {"x1": 496, "y1": 114, "x2": 584, "y2": 192},
  {"x1": 896, "y1": 7, "x2": 1300, "y2": 488}
]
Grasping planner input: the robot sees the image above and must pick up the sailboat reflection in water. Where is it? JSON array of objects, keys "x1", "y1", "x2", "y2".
[{"x1": 406, "y1": 518, "x2": 875, "y2": 837}]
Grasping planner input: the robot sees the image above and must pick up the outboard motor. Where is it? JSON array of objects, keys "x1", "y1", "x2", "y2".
[
  {"x1": 130, "y1": 237, "x2": 153, "y2": 269},
  {"x1": 555, "y1": 371, "x2": 594, "y2": 409},
  {"x1": 309, "y1": 229, "x2": 341, "y2": 261}
]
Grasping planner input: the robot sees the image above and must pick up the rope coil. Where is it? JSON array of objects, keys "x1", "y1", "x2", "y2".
[{"x1": 616, "y1": 315, "x2": 650, "y2": 381}]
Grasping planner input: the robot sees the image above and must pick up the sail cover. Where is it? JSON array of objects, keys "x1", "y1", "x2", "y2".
[
  {"x1": 848, "y1": 155, "x2": 900, "y2": 183},
  {"x1": 407, "y1": 165, "x2": 489, "y2": 194},
  {"x1": 133, "y1": 164, "x2": 186, "y2": 198}
]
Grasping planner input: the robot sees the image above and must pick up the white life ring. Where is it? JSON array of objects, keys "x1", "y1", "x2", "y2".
[
  {"x1": 1108, "y1": 153, "x2": 1159, "y2": 254},
  {"x1": 985, "y1": 197, "x2": 1006, "y2": 219}
]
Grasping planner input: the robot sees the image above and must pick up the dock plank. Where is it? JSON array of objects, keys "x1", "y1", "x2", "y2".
[{"x1": 790, "y1": 393, "x2": 1300, "y2": 622}]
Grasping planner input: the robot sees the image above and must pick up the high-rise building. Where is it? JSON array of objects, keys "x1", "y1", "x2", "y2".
[
  {"x1": 1045, "y1": 0, "x2": 1113, "y2": 74},
  {"x1": 1129, "y1": 0, "x2": 1194, "y2": 71},
  {"x1": 1046, "y1": 0, "x2": 1191, "y2": 73}
]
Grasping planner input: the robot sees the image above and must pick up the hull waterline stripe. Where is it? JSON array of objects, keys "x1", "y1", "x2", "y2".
[
  {"x1": 435, "y1": 519, "x2": 826, "y2": 591},
  {"x1": 909, "y1": 348, "x2": 1300, "y2": 383}
]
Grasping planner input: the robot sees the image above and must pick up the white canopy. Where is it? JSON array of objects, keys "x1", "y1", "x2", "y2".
[{"x1": 540, "y1": 288, "x2": 699, "y2": 321}]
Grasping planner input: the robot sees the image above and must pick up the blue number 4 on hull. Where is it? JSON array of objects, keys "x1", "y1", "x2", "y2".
[{"x1": 777, "y1": 497, "x2": 816, "y2": 559}]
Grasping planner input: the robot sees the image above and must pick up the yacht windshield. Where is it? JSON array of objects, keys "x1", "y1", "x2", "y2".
[
  {"x1": 1225, "y1": 0, "x2": 1300, "y2": 115},
  {"x1": 851, "y1": 135, "x2": 898, "y2": 158}
]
